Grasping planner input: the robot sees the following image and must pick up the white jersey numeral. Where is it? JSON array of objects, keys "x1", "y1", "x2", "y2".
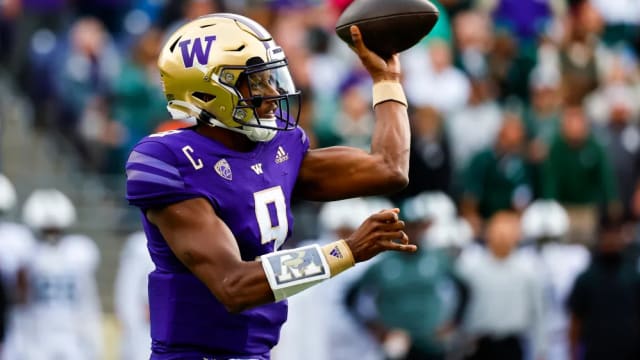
[{"x1": 254, "y1": 186, "x2": 288, "y2": 249}]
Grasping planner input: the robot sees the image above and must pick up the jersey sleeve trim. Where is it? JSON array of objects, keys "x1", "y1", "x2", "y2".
[
  {"x1": 126, "y1": 140, "x2": 192, "y2": 208},
  {"x1": 126, "y1": 169, "x2": 185, "y2": 189},
  {"x1": 128, "y1": 150, "x2": 182, "y2": 178}
]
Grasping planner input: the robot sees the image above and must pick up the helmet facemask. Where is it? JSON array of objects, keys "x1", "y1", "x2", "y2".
[{"x1": 218, "y1": 57, "x2": 301, "y2": 142}]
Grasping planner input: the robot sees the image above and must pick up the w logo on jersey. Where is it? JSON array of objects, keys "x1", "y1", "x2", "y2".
[
  {"x1": 251, "y1": 163, "x2": 264, "y2": 175},
  {"x1": 178, "y1": 35, "x2": 217, "y2": 68}
]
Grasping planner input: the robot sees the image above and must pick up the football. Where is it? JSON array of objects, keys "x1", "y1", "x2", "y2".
[{"x1": 335, "y1": 0, "x2": 440, "y2": 59}]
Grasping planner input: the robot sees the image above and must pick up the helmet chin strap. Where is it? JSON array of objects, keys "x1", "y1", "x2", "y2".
[
  {"x1": 208, "y1": 117, "x2": 277, "y2": 142},
  {"x1": 167, "y1": 100, "x2": 277, "y2": 142}
]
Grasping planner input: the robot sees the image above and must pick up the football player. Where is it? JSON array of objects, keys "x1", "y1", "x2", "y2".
[
  {"x1": 114, "y1": 230, "x2": 155, "y2": 360},
  {"x1": 125, "y1": 13, "x2": 415, "y2": 360},
  {"x1": 520, "y1": 200, "x2": 589, "y2": 360},
  {"x1": 0, "y1": 174, "x2": 36, "y2": 360},
  {"x1": 18, "y1": 189, "x2": 102, "y2": 360}
]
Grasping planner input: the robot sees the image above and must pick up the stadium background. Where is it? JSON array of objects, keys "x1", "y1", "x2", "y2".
[{"x1": 1, "y1": 0, "x2": 640, "y2": 359}]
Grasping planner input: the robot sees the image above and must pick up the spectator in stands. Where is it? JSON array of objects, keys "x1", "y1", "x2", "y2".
[
  {"x1": 482, "y1": 0, "x2": 560, "y2": 100},
  {"x1": 594, "y1": 80, "x2": 640, "y2": 222},
  {"x1": 451, "y1": 10, "x2": 493, "y2": 85},
  {"x1": 541, "y1": 105, "x2": 619, "y2": 246},
  {"x1": 457, "y1": 211, "x2": 546, "y2": 360},
  {"x1": 110, "y1": 26, "x2": 168, "y2": 173},
  {"x1": 567, "y1": 212, "x2": 640, "y2": 360},
  {"x1": 584, "y1": 51, "x2": 639, "y2": 127},
  {"x1": 313, "y1": 69, "x2": 373, "y2": 149},
  {"x1": 390, "y1": 105, "x2": 453, "y2": 204},
  {"x1": 403, "y1": 39, "x2": 470, "y2": 117},
  {"x1": 460, "y1": 113, "x2": 532, "y2": 234},
  {"x1": 6, "y1": 0, "x2": 70, "y2": 92},
  {"x1": 558, "y1": 0, "x2": 606, "y2": 105},
  {"x1": 306, "y1": 24, "x2": 354, "y2": 148},
  {"x1": 50, "y1": 16, "x2": 121, "y2": 168},
  {"x1": 524, "y1": 65, "x2": 563, "y2": 150},
  {"x1": 446, "y1": 73, "x2": 502, "y2": 177},
  {"x1": 523, "y1": 64, "x2": 564, "y2": 197}
]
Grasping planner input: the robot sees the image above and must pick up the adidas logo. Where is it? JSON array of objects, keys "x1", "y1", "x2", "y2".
[
  {"x1": 275, "y1": 146, "x2": 289, "y2": 164},
  {"x1": 329, "y1": 246, "x2": 343, "y2": 259}
]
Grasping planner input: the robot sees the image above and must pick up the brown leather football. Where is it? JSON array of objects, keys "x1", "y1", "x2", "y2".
[{"x1": 335, "y1": 0, "x2": 439, "y2": 59}]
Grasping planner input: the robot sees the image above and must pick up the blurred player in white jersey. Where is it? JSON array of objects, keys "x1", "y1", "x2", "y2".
[
  {"x1": 273, "y1": 197, "x2": 389, "y2": 360},
  {"x1": 520, "y1": 200, "x2": 589, "y2": 360},
  {"x1": 0, "y1": 174, "x2": 37, "y2": 360},
  {"x1": 114, "y1": 230, "x2": 154, "y2": 360},
  {"x1": 18, "y1": 189, "x2": 103, "y2": 360}
]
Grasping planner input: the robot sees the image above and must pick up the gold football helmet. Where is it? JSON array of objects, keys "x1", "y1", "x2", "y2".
[{"x1": 158, "y1": 13, "x2": 301, "y2": 141}]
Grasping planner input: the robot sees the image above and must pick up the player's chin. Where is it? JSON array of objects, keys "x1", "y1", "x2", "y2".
[{"x1": 259, "y1": 113, "x2": 276, "y2": 121}]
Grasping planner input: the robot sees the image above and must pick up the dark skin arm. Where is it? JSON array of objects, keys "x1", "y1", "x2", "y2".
[
  {"x1": 295, "y1": 26, "x2": 410, "y2": 201},
  {"x1": 147, "y1": 199, "x2": 415, "y2": 313}
]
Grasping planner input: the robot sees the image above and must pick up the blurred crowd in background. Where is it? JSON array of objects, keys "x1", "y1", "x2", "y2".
[{"x1": 1, "y1": 0, "x2": 640, "y2": 359}]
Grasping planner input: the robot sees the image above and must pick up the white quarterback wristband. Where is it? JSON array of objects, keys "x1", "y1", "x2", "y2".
[
  {"x1": 372, "y1": 81, "x2": 407, "y2": 108},
  {"x1": 261, "y1": 240, "x2": 355, "y2": 302}
]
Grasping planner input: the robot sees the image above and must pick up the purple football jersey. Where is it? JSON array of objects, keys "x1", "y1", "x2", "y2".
[{"x1": 126, "y1": 126, "x2": 310, "y2": 359}]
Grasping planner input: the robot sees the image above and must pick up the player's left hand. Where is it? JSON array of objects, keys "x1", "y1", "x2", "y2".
[{"x1": 345, "y1": 208, "x2": 417, "y2": 263}]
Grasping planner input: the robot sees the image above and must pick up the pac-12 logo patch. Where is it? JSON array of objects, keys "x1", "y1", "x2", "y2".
[{"x1": 214, "y1": 158, "x2": 232, "y2": 180}]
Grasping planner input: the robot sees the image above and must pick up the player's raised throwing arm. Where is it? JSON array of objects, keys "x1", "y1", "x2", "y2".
[
  {"x1": 146, "y1": 199, "x2": 414, "y2": 313},
  {"x1": 295, "y1": 26, "x2": 410, "y2": 201}
]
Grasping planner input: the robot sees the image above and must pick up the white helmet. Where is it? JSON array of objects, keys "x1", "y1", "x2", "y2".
[
  {"x1": 22, "y1": 189, "x2": 77, "y2": 230},
  {"x1": 401, "y1": 191, "x2": 456, "y2": 223},
  {"x1": 0, "y1": 174, "x2": 17, "y2": 213},
  {"x1": 424, "y1": 218, "x2": 473, "y2": 249},
  {"x1": 521, "y1": 200, "x2": 569, "y2": 240},
  {"x1": 318, "y1": 197, "x2": 371, "y2": 233}
]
